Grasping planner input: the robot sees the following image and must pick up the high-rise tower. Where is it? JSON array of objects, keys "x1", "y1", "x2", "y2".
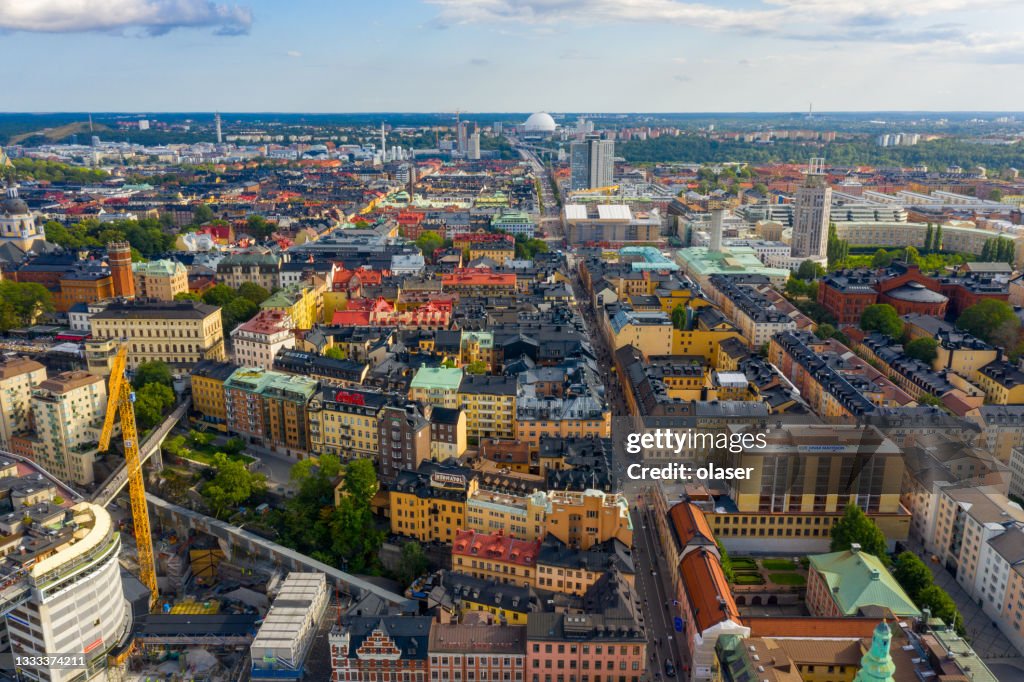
[
  {"x1": 790, "y1": 157, "x2": 831, "y2": 260},
  {"x1": 215, "y1": 111, "x2": 223, "y2": 144},
  {"x1": 107, "y1": 241, "x2": 136, "y2": 299},
  {"x1": 569, "y1": 135, "x2": 615, "y2": 190}
]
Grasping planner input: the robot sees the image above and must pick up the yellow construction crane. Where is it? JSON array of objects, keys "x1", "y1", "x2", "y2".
[{"x1": 98, "y1": 345, "x2": 158, "y2": 610}]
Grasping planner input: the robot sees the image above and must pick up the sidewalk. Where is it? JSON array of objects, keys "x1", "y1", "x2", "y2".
[{"x1": 907, "y1": 540, "x2": 1021, "y2": 660}]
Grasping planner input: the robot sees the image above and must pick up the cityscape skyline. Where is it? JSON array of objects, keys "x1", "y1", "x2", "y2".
[{"x1": 2, "y1": 0, "x2": 1024, "y2": 112}]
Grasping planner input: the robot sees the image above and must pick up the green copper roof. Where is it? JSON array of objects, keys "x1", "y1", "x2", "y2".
[
  {"x1": 675, "y1": 246, "x2": 790, "y2": 280},
  {"x1": 809, "y1": 549, "x2": 921, "y2": 618},
  {"x1": 132, "y1": 259, "x2": 185, "y2": 277},
  {"x1": 853, "y1": 621, "x2": 896, "y2": 682},
  {"x1": 410, "y1": 366, "x2": 464, "y2": 391}
]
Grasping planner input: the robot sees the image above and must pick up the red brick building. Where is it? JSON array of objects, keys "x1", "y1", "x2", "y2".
[{"x1": 818, "y1": 262, "x2": 1009, "y2": 325}]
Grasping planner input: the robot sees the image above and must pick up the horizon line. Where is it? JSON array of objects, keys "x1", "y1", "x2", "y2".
[{"x1": 2, "y1": 110, "x2": 1024, "y2": 116}]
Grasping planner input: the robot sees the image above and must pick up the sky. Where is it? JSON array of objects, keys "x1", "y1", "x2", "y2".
[{"x1": 2, "y1": 0, "x2": 1024, "y2": 112}]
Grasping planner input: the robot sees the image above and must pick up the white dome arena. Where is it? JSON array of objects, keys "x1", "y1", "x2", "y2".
[{"x1": 522, "y1": 112, "x2": 556, "y2": 133}]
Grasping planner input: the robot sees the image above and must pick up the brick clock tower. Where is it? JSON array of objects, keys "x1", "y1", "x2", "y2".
[{"x1": 107, "y1": 241, "x2": 136, "y2": 299}]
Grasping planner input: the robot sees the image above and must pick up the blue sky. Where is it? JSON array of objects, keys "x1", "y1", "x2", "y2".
[{"x1": 2, "y1": 0, "x2": 1023, "y2": 112}]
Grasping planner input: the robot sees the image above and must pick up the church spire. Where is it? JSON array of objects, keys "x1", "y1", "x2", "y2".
[{"x1": 853, "y1": 620, "x2": 897, "y2": 682}]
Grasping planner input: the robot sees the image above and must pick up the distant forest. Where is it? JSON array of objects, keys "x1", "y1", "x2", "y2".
[{"x1": 618, "y1": 136, "x2": 1024, "y2": 171}]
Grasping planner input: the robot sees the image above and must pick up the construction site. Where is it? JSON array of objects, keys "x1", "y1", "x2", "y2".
[{"x1": 0, "y1": 344, "x2": 405, "y2": 682}]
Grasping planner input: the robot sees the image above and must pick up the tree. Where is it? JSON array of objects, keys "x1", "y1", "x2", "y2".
[
  {"x1": 904, "y1": 337, "x2": 938, "y2": 364},
  {"x1": 132, "y1": 361, "x2": 173, "y2": 390},
  {"x1": 192, "y1": 204, "x2": 214, "y2": 224},
  {"x1": 892, "y1": 551, "x2": 932, "y2": 602},
  {"x1": 224, "y1": 437, "x2": 246, "y2": 455},
  {"x1": 342, "y1": 458, "x2": 379, "y2": 506},
  {"x1": 202, "y1": 284, "x2": 236, "y2": 307},
  {"x1": 830, "y1": 504, "x2": 888, "y2": 558},
  {"x1": 785, "y1": 275, "x2": 809, "y2": 298},
  {"x1": 133, "y1": 393, "x2": 164, "y2": 430},
  {"x1": 515, "y1": 236, "x2": 548, "y2": 260},
  {"x1": 0, "y1": 281, "x2": 54, "y2": 330},
  {"x1": 826, "y1": 224, "x2": 849, "y2": 269},
  {"x1": 237, "y1": 282, "x2": 270, "y2": 305},
  {"x1": 924, "y1": 224, "x2": 933, "y2": 252},
  {"x1": 138, "y1": 382, "x2": 175, "y2": 418},
  {"x1": 815, "y1": 323, "x2": 838, "y2": 340},
  {"x1": 917, "y1": 585, "x2": 964, "y2": 634},
  {"x1": 222, "y1": 297, "x2": 259, "y2": 330},
  {"x1": 797, "y1": 260, "x2": 824, "y2": 280},
  {"x1": 671, "y1": 304, "x2": 687, "y2": 330},
  {"x1": 956, "y1": 299, "x2": 1018, "y2": 345},
  {"x1": 718, "y1": 541, "x2": 735, "y2": 583},
  {"x1": 245, "y1": 215, "x2": 274, "y2": 240},
  {"x1": 396, "y1": 542, "x2": 430, "y2": 585},
  {"x1": 323, "y1": 347, "x2": 345, "y2": 360},
  {"x1": 465, "y1": 360, "x2": 489, "y2": 375},
  {"x1": 201, "y1": 453, "x2": 266, "y2": 519},
  {"x1": 933, "y1": 223, "x2": 942, "y2": 251},
  {"x1": 918, "y1": 392, "x2": 941, "y2": 406},
  {"x1": 175, "y1": 292, "x2": 203, "y2": 302},
  {"x1": 990, "y1": 188, "x2": 1004, "y2": 202},
  {"x1": 162, "y1": 434, "x2": 187, "y2": 459},
  {"x1": 860, "y1": 304, "x2": 903, "y2": 339},
  {"x1": 902, "y1": 245, "x2": 921, "y2": 266},
  {"x1": 188, "y1": 429, "x2": 215, "y2": 447},
  {"x1": 414, "y1": 230, "x2": 444, "y2": 259},
  {"x1": 871, "y1": 249, "x2": 894, "y2": 268}
]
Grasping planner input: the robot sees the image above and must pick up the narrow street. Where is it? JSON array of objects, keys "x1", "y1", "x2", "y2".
[
  {"x1": 564, "y1": 254, "x2": 688, "y2": 677},
  {"x1": 631, "y1": 501, "x2": 691, "y2": 680}
]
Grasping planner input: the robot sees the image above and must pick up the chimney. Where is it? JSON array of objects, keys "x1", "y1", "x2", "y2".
[
  {"x1": 710, "y1": 207, "x2": 724, "y2": 253},
  {"x1": 850, "y1": 543, "x2": 861, "y2": 554},
  {"x1": 107, "y1": 241, "x2": 136, "y2": 300}
]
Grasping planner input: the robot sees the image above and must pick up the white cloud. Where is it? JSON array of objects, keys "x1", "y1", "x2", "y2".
[
  {"x1": 424, "y1": 0, "x2": 1013, "y2": 48},
  {"x1": 287, "y1": 50, "x2": 302, "y2": 58},
  {"x1": 0, "y1": 0, "x2": 253, "y2": 35}
]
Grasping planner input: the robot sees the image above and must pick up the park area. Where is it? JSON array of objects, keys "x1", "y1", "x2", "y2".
[{"x1": 729, "y1": 557, "x2": 808, "y2": 588}]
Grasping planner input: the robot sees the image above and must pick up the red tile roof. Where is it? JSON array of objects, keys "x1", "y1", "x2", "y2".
[
  {"x1": 745, "y1": 617, "x2": 880, "y2": 639},
  {"x1": 678, "y1": 548, "x2": 741, "y2": 633},
  {"x1": 452, "y1": 530, "x2": 540, "y2": 568},
  {"x1": 442, "y1": 272, "x2": 517, "y2": 287},
  {"x1": 669, "y1": 502, "x2": 716, "y2": 549}
]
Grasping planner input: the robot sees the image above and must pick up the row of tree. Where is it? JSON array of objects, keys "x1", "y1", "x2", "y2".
[
  {"x1": 979, "y1": 236, "x2": 1016, "y2": 265},
  {"x1": 10, "y1": 159, "x2": 107, "y2": 184},
  {"x1": 892, "y1": 552, "x2": 965, "y2": 634},
  {"x1": 830, "y1": 505, "x2": 965, "y2": 634},
  {"x1": 175, "y1": 282, "x2": 270, "y2": 330},
  {"x1": 618, "y1": 134, "x2": 1024, "y2": 171},
  {"x1": 44, "y1": 217, "x2": 176, "y2": 259},
  {"x1": 860, "y1": 298, "x2": 1021, "y2": 358},
  {"x1": 923, "y1": 223, "x2": 944, "y2": 252}
]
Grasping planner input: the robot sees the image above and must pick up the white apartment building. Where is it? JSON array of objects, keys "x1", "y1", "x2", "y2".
[
  {"x1": 27, "y1": 371, "x2": 107, "y2": 486},
  {"x1": 0, "y1": 493, "x2": 129, "y2": 682},
  {"x1": 231, "y1": 309, "x2": 295, "y2": 370},
  {"x1": 0, "y1": 357, "x2": 47, "y2": 451}
]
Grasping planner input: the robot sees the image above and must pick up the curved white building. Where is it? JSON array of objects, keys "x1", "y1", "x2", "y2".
[
  {"x1": 522, "y1": 112, "x2": 556, "y2": 134},
  {"x1": 0, "y1": 492, "x2": 129, "y2": 682}
]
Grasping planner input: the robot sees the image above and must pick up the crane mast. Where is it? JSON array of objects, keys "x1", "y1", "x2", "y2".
[{"x1": 98, "y1": 345, "x2": 158, "y2": 610}]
